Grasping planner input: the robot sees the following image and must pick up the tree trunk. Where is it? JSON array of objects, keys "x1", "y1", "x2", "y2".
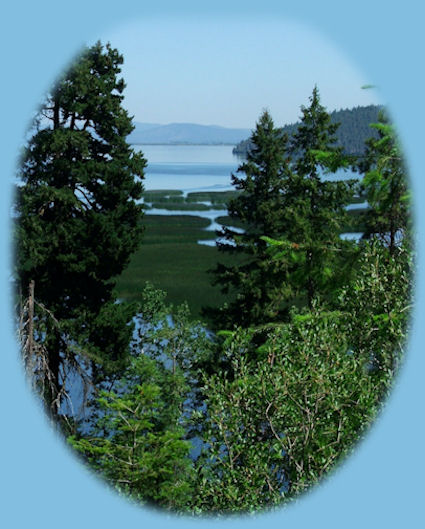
[
  {"x1": 306, "y1": 250, "x2": 315, "y2": 309},
  {"x1": 27, "y1": 280, "x2": 35, "y2": 359},
  {"x1": 53, "y1": 97, "x2": 60, "y2": 130},
  {"x1": 45, "y1": 328, "x2": 62, "y2": 420}
]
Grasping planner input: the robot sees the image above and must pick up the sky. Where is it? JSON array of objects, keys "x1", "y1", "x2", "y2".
[{"x1": 99, "y1": 17, "x2": 381, "y2": 128}]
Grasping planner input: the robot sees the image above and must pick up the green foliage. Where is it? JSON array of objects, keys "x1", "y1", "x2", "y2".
[
  {"x1": 338, "y1": 240, "x2": 412, "y2": 389},
  {"x1": 277, "y1": 87, "x2": 357, "y2": 308},
  {"x1": 358, "y1": 111, "x2": 411, "y2": 253},
  {"x1": 68, "y1": 234, "x2": 413, "y2": 516},
  {"x1": 134, "y1": 282, "x2": 214, "y2": 376},
  {"x1": 15, "y1": 42, "x2": 146, "y2": 411},
  {"x1": 193, "y1": 312, "x2": 375, "y2": 513},
  {"x1": 192, "y1": 238, "x2": 412, "y2": 513},
  {"x1": 209, "y1": 90, "x2": 357, "y2": 330},
  {"x1": 69, "y1": 353, "x2": 195, "y2": 511},
  {"x1": 67, "y1": 283, "x2": 219, "y2": 511},
  {"x1": 207, "y1": 110, "x2": 295, "y2": 327}
]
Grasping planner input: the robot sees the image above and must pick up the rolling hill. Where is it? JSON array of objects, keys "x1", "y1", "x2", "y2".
[
  {"x1": 127, "y1": 122, "x2": 252, "y2": 145},
  {"x1": 233, "y1": 105, "x2": 383, "y2": 157}
]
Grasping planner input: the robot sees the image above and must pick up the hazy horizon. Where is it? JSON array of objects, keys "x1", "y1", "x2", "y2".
[{"x1": 97, "y1": 17, "x2": 381, "y2": 129}]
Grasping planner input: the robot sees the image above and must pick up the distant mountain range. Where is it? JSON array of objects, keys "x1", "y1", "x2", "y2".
[
  {"x1": 128, "y1": 105, "x2": 383, "y2": 150},
  {"x1": 127, "y1": 122, "x2": 252, "y2": 145}
]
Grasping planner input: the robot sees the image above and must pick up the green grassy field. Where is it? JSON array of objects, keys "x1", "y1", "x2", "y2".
[
  {"x1": 143, "y1": 189, "x2": 183, "y2": 201},
  {"x1": 115, "y1": 214, "x2": 241, "y2": 318},
  {"x1": 151, "y1": 202, "x2": 211, "y2": 211},
  {"x1": 116, "y1": 191, "x2": 368, "y2": 319},
  {"x1": 186, "y1": 190, "x2": 240, "y2": 203},
  {"x1": 218, "y1": 209, "x2": 367, "y2": 233},
  {"x1": 215, "y1": 215, "x2": 246, "y2": 229},
  {"x1": 143, "y1": 189, "x2": 239, "y2": 212}
]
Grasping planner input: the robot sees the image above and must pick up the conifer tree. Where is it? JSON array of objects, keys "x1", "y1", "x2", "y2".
[
  {"x1": 207, "y1": 110, "x2": 294, "y2": 328},
  {"x1": 287, "y1": 86, "x2": 356, "y2": 308},
  {"x1": 209, "y1": 92, "x2": 355, "y2": 329},
  {"x1": 68, "y1": 354, "x2": 195, "y2": 510},
  {"x1": 358, "y1": 110, "x2": 411, "y2": 254},
  {"x1": 16, "y1": 42, "x2": 146, "y2": 416}
]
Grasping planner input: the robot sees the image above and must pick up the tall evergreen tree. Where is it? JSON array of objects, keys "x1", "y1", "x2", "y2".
[
  {"x1": 16, "y1": 42, "x2": 146, "y2": 416},
  {"x1": 358, "y1": 110, "x2": 411, "y2": 254},
  {"x1": 207, "y1": 110, "x2": 294, "y2": 328},
  {"x1": 287, "y1": 86, "x2": 356, "y2": 308},
  {"x1": 209, "y1": 91, "x2": 355, "y2": 329}
]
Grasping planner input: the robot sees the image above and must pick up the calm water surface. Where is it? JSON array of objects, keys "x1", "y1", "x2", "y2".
[
  {"x1": 134, "y1": 144, "x2": 363, "y2": 245},
  {"x1": 134, "y1": 144, "x2": 359, "y2": 192},
  {"x1": 133, "y1": 144, "x2": 240, "y2": 192}
]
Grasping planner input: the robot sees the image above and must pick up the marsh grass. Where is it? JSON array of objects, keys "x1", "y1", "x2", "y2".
[
  {"x1": 150, "y1": 202, "x2": 211, "y2": 211},
  {"x1": 115, "y1": 214, "x2": 242, "y2": 318},
  {"x1": 116, "y1": 194, "x2": 368, "y2": 318}
]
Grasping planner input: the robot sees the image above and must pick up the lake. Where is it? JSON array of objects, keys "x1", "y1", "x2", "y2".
[
  {"x1": 133, "y1": 144, "x2": 364, "y2": 243},
  {"x1": 64, "y1": 145, "x2": 363, "y2": 430},
  {"x1": 134, "y1": 143, "x2": 359, "y2": 192},
  {"x1": 133, "y1": 144, "x2": 240, "y2": 193}
]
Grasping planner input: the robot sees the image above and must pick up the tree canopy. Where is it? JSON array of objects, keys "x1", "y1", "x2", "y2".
[
  {"x1": 208, "y1": 89, "x2": 357, "y2": 329},
  {"x1": 206, "y1": 110, "x2": 294, "y2": 327},
  {"x1": 16, "y1": 61, "x2": 413, "y2": 515},
  {"x1": 16, "y1": 42, "x2": 146, "y2": 415},
  {"x1": 287, "y1": 86, "x2": 356, "y2": 307},
  {"x1": 358, "y1": 110, "x2": 411, "y2": 253}
]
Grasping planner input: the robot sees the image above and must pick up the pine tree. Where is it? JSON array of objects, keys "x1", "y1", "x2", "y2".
[
  {"x1": 358, "y1": 110, "x2": 411, "y2": 254},
  {"x1": 15, "y1": 42, "x2": 146, "y2": 416},
  {"x1": 68, "y1": 354, "x2": 195, "y2": 511},
  {"x1": 287, "y1": 86, "x2": 356, "y2": 308},
  {"x1": 207, "y1": 110, "x2": 294, "y2": 328}
]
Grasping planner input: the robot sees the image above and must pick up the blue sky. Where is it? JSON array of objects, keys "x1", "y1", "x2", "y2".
[{"x1": 101, "y1": 17, "x2": 381, "y2": 128}]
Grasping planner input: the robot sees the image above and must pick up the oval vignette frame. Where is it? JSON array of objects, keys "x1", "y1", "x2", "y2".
[{"x1": 1, "y1": 2, "x2": 424, "y2": 529}]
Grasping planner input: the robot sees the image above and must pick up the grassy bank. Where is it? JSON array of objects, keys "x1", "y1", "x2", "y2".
[
  {"x1": 186, "y1": 190, "x2": 240, "y2": 203},
  {"x1": 151, "y1": 202, "x2": 211, "y2": 211},
  {"x1": 117, "y1": 191, "x2": 369, "y2": 319},
  {"x1": 143, "y1": 189, "x2": 239, "y2": 212},
  {"x1": 116, "y1": 214, "x2": 242, "y2": 318}
]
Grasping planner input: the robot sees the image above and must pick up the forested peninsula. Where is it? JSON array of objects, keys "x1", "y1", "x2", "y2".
[
  {"x1": 15, "y1": 43, "x2": 412, "y2": 516},
  {"x1": 233, "y1": 104, "x2": 382, "y2": 157}
]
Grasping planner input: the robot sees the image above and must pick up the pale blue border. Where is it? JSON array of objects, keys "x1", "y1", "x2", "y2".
[{"x1": 1, "y1": 2, "x2": 424, "y2": 528}]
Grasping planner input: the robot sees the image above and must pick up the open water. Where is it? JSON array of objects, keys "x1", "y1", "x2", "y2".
[
  {"x1": 133, "y1": 144, "x2": 240, "y2": 193},
  {"x1": 134, "y1": 144, "x2": 364, "y2": 243}
]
